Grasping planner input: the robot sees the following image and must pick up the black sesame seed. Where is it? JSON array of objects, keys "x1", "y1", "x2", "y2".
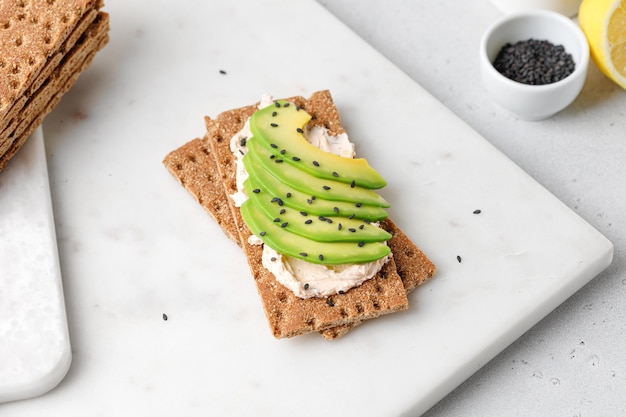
[
  {"x1": 270, "y1": 143, "x2": 278, "y2": 148},
  {"x1": 279, "y1": 209, "x2": 286, "y2": 214},
  {"x1": 359, "y1": 225, "x2": 364, "y2": 230},
  {"x1": 338, "y1": 290, "x2": 345, "y2": 294},
  {"x1": 319, "y1": 216, "x2": 326, "y2": 221},
  {"x1": 286, "y1": 192, "x2": 292, "y2": 198},
  {"x1": 326, "y1": 218, "x2": 333, "y2": 224},
  {"x1": 300, "y1": 211, "x2": 308, "y2": 216},
  {"x1": 280, "y1": 149, "x2": 286, "y2": 155},
  {"x1": 326, "y1": 298, "x2": 335, "y2": 307},
  {"x1": 311, "y1": 196, "x2": 316, "y2": 200},
  {"x1": 300, "y1": 252, "x2": 308, "y2": 257},
  {"x1": 163, "y1": 313, "x2": 168, "y2": 321},
  {"x1": 358, "y1": 241, "x2": 365, "y2": 247},
  {"x1": 305, "y1": 219, "x2": 313, "y2": 224},
  {"x1": 270, "y1": 123, "x2": 278, "y2": 127},
  {"x1": 296, "y1": 105, "x2": 302, "y2": 111},
  {"x1": 269, "y1": 154, "x2": 276, "y2": 159},
  {"x1": 473, "y1": 209, "x2": 482, "y2": 214},
  {"x1": 493, "y1": 38, "x2": 575, "y2": 85},
  {"x1": 356, "y1": 202, "x2": 363, "y2": 207},
  {"x1": 349, "y1": 214, "x2": 355, "y2": 219},
  {"x1": 284, "y1": 102, "x2": 290, "y2": 107},
  {"x1": 349, "y1": 228, "x2": 356, "y2": 232},
  {"x1": 457, "y1": 255, "x2": 462, "y2": 263},
  {"x1": 333, "y1": 207, "x2": 339, "y2": 213},
  {"x1": 350, "y1": 179, "x2": 356, "y2": 188},
  {"x1": 292, "y1": 156, "x2": 301, "y2": 161},
  {"x1": 252, "y1": 188, "x2": 261, "y2": 193},
  {"x1": 323, "y1": 185, "x2": 331, "y2": 190},
  {"x1": 304, "y1": 283, "x2": 309, "y2": 290},
  {"x1": 312, "y1": 161, "x2": 320, "y2": 167},
  {"x1": 239, "y1": 149, "x2": 244, "y2": 156},
  {"x1": 318, "y1": 254, "x2": 324, "y2": 261},
  {"x1": 275, "y1": 102, "x2": 281, "y2": 108},
  {"x1": 273, "y1": 218, "x2": 280, "y2": 222},
  {"x1": 280, "y1": 222, "x2": 288, "y2": 228},
  {"x1": 271, "y1": 197, "x2": 279, "y2": 203},
  {"x1": 260, "y1": 231, "x2": 266, "y2": 236},
  {"x1": 307, "y1": 199, "x2": 313, "y2": 204},
  {"x1": 219, "y1": 70, "x2": 227, "y2": 75},
  {"x1": 277, "y1": 199, "x2": 284, "y2": 206},
  {"x1": 275, "y1": 159, "x2": 283, "y2": 163},
  {"x1": 296, "y1": 127, "x2": 304, "y2": 134},
  {"x1": 332, "y1": 171, "x2": 339, "y2": 177},
  {"x1": 272, "y1": 111, "x2": 277, "y2": 117},
  {"x1": 239, "y1": 137, "x2": 247, "y2": 146},
  {"x1": 271, "y1": 257, "x2": 277, "y2": 262},
  {"x1": 338, "y1": 223, "x2": 343, "y2": 230}
]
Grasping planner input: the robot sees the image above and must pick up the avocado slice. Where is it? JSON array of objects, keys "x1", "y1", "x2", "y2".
[
  {"x1": 249, "y1": 100, "x2": 387, "y2": 190},
  {"x1": 243, "y1": 174, "x2": 388, "y2": 222},
  {"x1": 244, "y1": 181, "x2": 392, "y2": 243},
  {"x1": 241, "y1": 199, "x2": 391, "y2": 265},
  {"x1": 244, "y1": 138, "x2": 390, "y2": 208}
]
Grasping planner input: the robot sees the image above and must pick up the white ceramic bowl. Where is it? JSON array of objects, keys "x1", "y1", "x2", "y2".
[
  {"x1": 490, "y1": 0, "x2": 582, "y2": 17},
  {"x1": 480, "y1": 10, "x2": 589, "y2": 121}
]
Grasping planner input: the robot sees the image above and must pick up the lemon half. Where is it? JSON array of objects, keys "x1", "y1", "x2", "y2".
[{"x1": 579, "y1": 0, "x2": 626, "y2": 89}]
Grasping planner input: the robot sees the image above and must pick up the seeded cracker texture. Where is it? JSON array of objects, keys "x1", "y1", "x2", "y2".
[
  {"x1": 163, "y1": 90, "x2": 436, "y2": 339},
  {"x1": 0, "y1": 0, "x2": 109, "y2": 171}
]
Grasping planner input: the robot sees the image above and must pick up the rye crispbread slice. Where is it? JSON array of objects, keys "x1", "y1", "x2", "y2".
[
  {"x1": 163, "y1": 91, "x2": 436, "y2": 339},
  {"x1": 0, "y1": 0, "x2": 109, "y2": 171}
]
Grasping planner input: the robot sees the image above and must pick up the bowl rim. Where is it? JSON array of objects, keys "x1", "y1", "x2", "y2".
[{"x1": 479, "y1": 9, "x2": 590, "y2": 91}]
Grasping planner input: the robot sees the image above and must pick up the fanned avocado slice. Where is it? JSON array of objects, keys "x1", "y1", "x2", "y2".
[
  {"x1": 243, "y1": 174, "x2": 389, "y2": 222},
  {"x1": 249, "y1": 100, "x2": 386, "y2": 190},
  {"x1": 244, "y1": 181, "x2": 392, "y2": 243},
  {"x1": 244, "y1": 138, "x2": 390, "y2": 208},
  {"x1": 241, "y1": 199, "x2": 391, "y2": 265}
]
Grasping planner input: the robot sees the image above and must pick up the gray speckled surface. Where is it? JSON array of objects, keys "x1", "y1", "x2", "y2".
[{"x1": 315, "y1": 0, "x2": 626, "y2": 415}]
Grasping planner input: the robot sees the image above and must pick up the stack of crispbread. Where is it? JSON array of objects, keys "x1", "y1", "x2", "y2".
[
  {"x1": 0, "y1": 0, "x2": 109, "y2": 171},
  {"x1": 163, "y1": 91, "x2": 436, "y2": 339}
]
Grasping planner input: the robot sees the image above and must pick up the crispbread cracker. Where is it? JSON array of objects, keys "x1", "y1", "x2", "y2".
[
  {"x1": 204, "y1": 92, "x2": 411, "y2": 338},
  {"x1": 0, "y1": 0, "x2": 109, "y2": 171},
  {"x1": 163, "y1": 137, "x2": 240, "y2": 244},
  {"x1": 164, "y1": 91, "x2": 436, "y2": 339}
]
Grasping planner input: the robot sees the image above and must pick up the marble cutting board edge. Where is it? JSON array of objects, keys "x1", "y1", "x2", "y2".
[{"x1": 0, "y1": 128, "x2": 72, "y2": 404}]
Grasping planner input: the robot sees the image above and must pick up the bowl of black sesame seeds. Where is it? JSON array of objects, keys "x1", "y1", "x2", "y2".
[{"x1": 480, "y1": 9, "x2": 589, "y2": 120}]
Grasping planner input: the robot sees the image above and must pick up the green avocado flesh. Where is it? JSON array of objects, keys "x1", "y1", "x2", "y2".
[
  {"x1": 249, "y1": 100, "x2": 386, "y2": 190},
  {"x1": 244, "y1": 175, "x2": 388, "y2": 221},
  {"x1": 240, "y1": 100, "x2": 391, "y2": 265},
  {"x1": 241, "y1": 200, "x2": 391, "y2": 265},
  {"x1": 244, "y1": 139, "x2": 390, "y2": 208},
  {"x1": 244, "y1": 181, "x2": 392, "y2": 243}
]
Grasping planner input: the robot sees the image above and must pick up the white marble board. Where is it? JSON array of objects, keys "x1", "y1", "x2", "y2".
[
  {"x1": 2, "y1": 0, "x2": 613, "y2": 416},
  {"x1": 0, "y1": 128, "x2": 71, "y2": 403}
]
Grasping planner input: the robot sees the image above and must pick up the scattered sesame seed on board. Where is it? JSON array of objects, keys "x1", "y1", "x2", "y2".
[{"x1": 457, "y1": 255, "x2": 462, "y2": 263}]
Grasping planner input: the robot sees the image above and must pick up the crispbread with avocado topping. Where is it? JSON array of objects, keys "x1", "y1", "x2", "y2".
[{"x1": 163, "y1": 90, "x2": 435, "y2": 339}]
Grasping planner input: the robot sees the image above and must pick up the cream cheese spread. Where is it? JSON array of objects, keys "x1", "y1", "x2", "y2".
[{"x1": 230, "y1": 95, "x2": 390, "y2": 299}]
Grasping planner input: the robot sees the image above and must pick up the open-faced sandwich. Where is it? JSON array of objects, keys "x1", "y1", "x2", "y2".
[{"x1": 163, "y1": 90, "x2": 435, "y2": 339}]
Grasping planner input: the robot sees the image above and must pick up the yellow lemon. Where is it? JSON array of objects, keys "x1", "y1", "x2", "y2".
[{"x1": 579, "y1": 0, "x2": 626, "y2": 89}]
